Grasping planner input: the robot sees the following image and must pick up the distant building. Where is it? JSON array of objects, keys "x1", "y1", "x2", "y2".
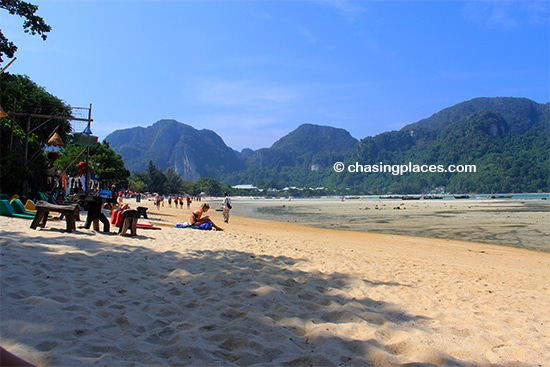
[{"x1": 232, "y1": 184, "x2": 258, "y2": 190}]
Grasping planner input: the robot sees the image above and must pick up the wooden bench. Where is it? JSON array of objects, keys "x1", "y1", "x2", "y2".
[
  {"x1": 30, "y1": 200, "x2": 80, "y2": 232},
  {"x1": 111, "y1": 209, "x2": 140, "y2": 236},
  {"x1": 137, "y1": 206, "x2": 148, "y2": 218},
  {"x1": 120, "y1": 209, "x2": 140, "y2": 236}
]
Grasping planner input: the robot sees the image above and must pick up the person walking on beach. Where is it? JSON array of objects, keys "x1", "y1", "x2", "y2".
[
  {"x1": 186, "y1": 196, "x2": 192, "y2": 209},
  {"x1": 222, "y1": 192, "x2": 232, "y2": 223},
  {"x1": 155, "y1": 194, "x2": 162, "y2": 211}
]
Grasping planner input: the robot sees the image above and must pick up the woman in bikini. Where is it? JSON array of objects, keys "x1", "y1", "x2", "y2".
[{"x1": 190, "y1": 203, "x2": 224, "y2": 230}]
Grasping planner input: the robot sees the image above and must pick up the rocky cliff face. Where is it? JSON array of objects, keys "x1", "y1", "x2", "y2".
[
  {"x1": 105, "y1": 97, "x2": 549, "y2": 193},
  {"x1": 105, "y1": 119, "x2": 244, "y2": 180}
]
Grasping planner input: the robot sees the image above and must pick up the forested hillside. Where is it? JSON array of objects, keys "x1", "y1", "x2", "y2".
[
  {"x1": 339, "y1": 100, "x2": 549, "y2": 194},
  {"x1": 106, "y1": 98, "x2": 549, "y2": 194},
  {"x1": 105, "y1": 120, "x2": 244, "y2": 181}
]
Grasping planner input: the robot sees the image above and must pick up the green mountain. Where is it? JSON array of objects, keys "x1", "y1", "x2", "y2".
[
  {"x1": 226, "y1": 124, "x2": 359, "y2": 188},
  {"x1": 345, "y1": 97, "x2": 549, "y2": 194},
  {"x1": 105, "y1": 119, "x2": 244, "y2": 181},
  {"x1": 105, "y1": 98, "x2": 549, "y2": 194}
]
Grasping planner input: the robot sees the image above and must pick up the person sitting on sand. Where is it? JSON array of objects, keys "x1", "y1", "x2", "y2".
[
  {"x1": 118, "y1": 196, "x2": 130, "y2": 210},
  {"x1": 190, "y1": 203, "x2": 223, "y2": 231}
]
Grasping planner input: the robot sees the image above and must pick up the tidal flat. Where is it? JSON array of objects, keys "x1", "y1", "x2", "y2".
[{"x1": 232, "y1": 197, "x2": 550, "y2": 252}]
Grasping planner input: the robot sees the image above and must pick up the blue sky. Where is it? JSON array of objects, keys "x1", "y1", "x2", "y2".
[{"x1": 1, "y1": 0, "x2": 549, "y2": 150}]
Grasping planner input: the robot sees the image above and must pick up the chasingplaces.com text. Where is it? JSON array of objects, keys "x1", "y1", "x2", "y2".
[{"x1": 332, "y1": 162, "x2": 477, "y2": 176}]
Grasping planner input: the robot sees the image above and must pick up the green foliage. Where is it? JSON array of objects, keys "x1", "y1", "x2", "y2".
[
  {"x1": 105, "y1": 119, "x2": 244, "y2": 181},
  {"x1": 0, "y1": 72, "x2": 133, "y2": 197},
  {"x1": 147, "y1": 160, "x2": 167, "y2": 193},
  {"x1": 223, "y1": 98, "x2": 549, "y2": 194},
  {"x1": 0, "y1": 0, "x2": 52, "y2": 61},
  {"x1": 347, "y1": 105, "x2": 549, "y2": 194},
  {"x1": 0, "y1": 73, "x2": 71, "y2": 196},
  {"x1": 128, "y1": 162, "x2": 202, "y2": 195},
  {"x1": 53, "y1": 141, "x2": 130, "y2": 188},
  {"x1": 130, "y1": 172, "x2": 150, "y2": 193},
  {"x1": 164, "y1": 168, "x2": 184, "y2": 194},
  {"x1": 107, "y1": 98, "x2": 549, "y2": 195},
  {"x1": 193, "y1": 178, "x2": 224, "y2": 197},
  {"x1": 223, "y1": 124, "x2": 359, "y2": 190}
]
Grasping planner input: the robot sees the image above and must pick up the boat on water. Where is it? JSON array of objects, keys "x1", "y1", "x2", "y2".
[
  {"x1": 401, "y1": 195, "x2": 422, "y2": 200},
  {"x1": 453, "y1": 195, "x2": 470, "y2": 199},
  {"x1": 423, "y1": 195, "x2": 444, "y2": 200},
  {"x1": 489, "y1": 194, "x2": 513, "y2": 199}
]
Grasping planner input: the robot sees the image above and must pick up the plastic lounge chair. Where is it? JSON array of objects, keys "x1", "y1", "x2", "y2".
[
  {"x1": 24, "y1": 199, "x2": 37, "y2": 213},
  {"x1": 10, "y1": 199, "x2": 36, "y2": 217},
  {"x1": 38, "y1": 192, "x2": 53, "y2": 202},
  {"x1": 0, "y1": 200, "x2": 35, "y2": 219}
]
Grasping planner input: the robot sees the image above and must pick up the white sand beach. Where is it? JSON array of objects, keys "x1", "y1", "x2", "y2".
[{"x1": 1, "y1": 199, "x2": 549, "y2": 366}]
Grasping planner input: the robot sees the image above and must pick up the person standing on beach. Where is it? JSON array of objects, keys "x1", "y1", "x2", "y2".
[
  {"x1": 155, "y1": 194, "x2": 162, "y2": 211},
  {"x1": 222, "y1": 192, "x2": 232, "y2": 223}
]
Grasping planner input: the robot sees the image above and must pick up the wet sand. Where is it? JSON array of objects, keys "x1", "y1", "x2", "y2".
[{"x1": 231, "y1": 197, "x2": 550, "y2": 252}]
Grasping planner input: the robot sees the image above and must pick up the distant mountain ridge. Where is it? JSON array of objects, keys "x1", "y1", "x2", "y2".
[
  {"x1": 105, "y1": 119, "x2": 243, "y2": 181},
  {"x1": 105, "y1": 97, "x2": 550, "y2": 193},
  {"x1": 402, "y1": 97, "x2": 546, "y2": 134}
]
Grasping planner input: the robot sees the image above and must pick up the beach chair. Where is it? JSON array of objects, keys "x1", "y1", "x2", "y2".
[
  {"x1": 38, "y1": 192, "x2": 54, "y2": 203},
  {"x1": 0, "y1": 199, "x2": 35, "y2": 219},
  {"x1": 24, "y1": 199, "x2": 37, "y2": 213},
  {"x1": 10, "y1": 199, "x2": 36, "y2": 217}
]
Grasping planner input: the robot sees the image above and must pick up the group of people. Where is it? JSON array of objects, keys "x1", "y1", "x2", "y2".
[
  {"x1": 111, "y1": 191, "x2": 233, "y2": 232},
  {"x1": 168, "y1": 195, "x2": 193, "y2": 209}
]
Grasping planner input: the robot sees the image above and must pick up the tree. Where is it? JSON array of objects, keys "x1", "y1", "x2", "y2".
[
  {"x1": 0, "y1": 73, "x2": 71, "y2": 196},
  {"x1": 53, "y1": 141, "x2": 130, "y2": 189},
  {"x1": 164, "y1": 168, "x2": 183, "y2": 194},
  {"x1": 129, "y1": 172, "x2": 149, "y2": 193},
  {"x1": 193, "y1": 178, "x2": 223, "y2": 197},
  {"x1": 87, "y1": 141, "x2": 130, "y2": 187},
  {"x1": 0, "y1": 0, "x2": 52, "y2": 61},
  {"x1": 146, "y1": 160, "x2": 166, "y2": 193}
]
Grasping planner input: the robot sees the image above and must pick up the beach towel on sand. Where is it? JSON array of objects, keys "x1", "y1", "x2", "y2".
[{"x1": 174, "y1": 222, "x2": 213, "y2": 230}]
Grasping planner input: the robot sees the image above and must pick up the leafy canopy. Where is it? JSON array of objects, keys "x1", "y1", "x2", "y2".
[{"x1": 0, "y1": 0, "x2": 51, "y2": 61}]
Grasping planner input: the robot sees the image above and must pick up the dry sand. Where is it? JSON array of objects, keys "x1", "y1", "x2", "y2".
[{"x1": 1, "y1": 199, "x2": 549, "y2": 366}]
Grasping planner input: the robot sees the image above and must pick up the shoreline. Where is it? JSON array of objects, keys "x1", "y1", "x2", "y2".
[
  {"x1": 1, "y1": 200, "x2": 549, "y2": 366},
  {"x1": 212, "y1": 196, "x2": 550, "y2": 253}
]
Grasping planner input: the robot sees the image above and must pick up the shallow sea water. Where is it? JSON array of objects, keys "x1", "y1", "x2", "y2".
[{"x1": 231, "y1": 196, "x2": 550, "y2": 253}]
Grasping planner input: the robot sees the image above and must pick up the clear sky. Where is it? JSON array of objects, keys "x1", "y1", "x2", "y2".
[{"x1": 1, "y1": 0, "x2": 549, "y2": 151}]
